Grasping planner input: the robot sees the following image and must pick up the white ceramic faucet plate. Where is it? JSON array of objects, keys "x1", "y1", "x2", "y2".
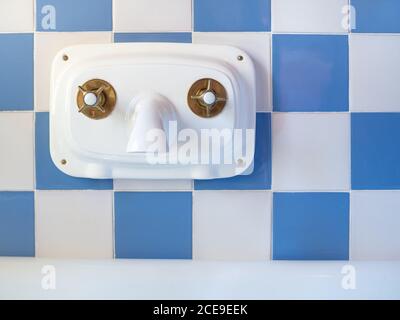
[{"x1": 50, "y1": 43, "x2": 256, "y2": 179}]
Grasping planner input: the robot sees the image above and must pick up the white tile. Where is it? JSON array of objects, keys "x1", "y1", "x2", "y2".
[
  {"x1": 272, "y1": 0, "x2": 348, "y2": 33},
  {"x1": 193, "y1": 32, "x2": 271, "y2": 111},
  {"x1": 0, "y1": 0, "x2": 34, "y2": 32},
  {"x1": 35, "y1": 191, "x2": 113, "y2": 259},
  {"x1": 114, "y1": 179, "x2": 192, "y2": 191},
  {"x1": 113, "y1": 0, "x2": 192, "y2": 32},
  {"x1": 350, "y1": 35, "x2": 400, "y2": 112},
  {"x1": 0, "y1": 112, "x2": 34, "y2": 190},
  {"x1": 272, "y1": 113, "x2": 350, "y2": 191},
  {"x1": 193, "y1": 191, "x2": 271, "y2": 261},
  {"x1": 34, "y1": 32, "x2": 112, "y2": 112},
  {"x1": 351, "y1": 191, "x2": 400, "y2": 260}
]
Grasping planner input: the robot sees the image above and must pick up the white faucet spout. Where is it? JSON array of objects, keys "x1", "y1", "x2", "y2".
[{"x1": 126, "y1": 93, "x2": 174, "y2": 153}]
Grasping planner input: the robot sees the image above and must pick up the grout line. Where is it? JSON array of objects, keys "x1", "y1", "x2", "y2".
[
  {"x1": 270, "y1": 191, "x2": 274, "y2": 261},
  {"x1": 32, "y1": 0, "x2": 35, "y2": 32},
  {"x1": 348, "y1": 191, "x2": 352, "y2": 260},
  {"x1": 112, "y1": 190, "x2": 116, "y2": 259},
  {"x1": 33, "y1": 189, "x2": 38, "y2": 257},
  {"x1": 268, "y1": 31, "x2": 273, "y2": 110},
  {"x1": 271, "y1": 32, "x2": 349, "y2": 35},
  {"x1": 271, "y1": 190, "x2": 351, "y2": 193},
  {"x1": 191, "y1": 0, "x2": 194, "y2": 33},
  {"x1": 33, "y1": 0, "x2": 36, "y2": 32},
  {"x1": 112, "y1": 30, "x2": 193, "y2": 34},
  {"x1": 113, "y1": 189, "x2": 193, "y2": 192},
  {"x1": 191, "y1": 189, "x2": 194, "y2": 260},
  {"x1": 346, "y1": 0, "x2": 351, "y2": 34},
  {"x1": 193, "y1": 190, "x2": 273, "y2": 193},
  {"x1": 111, "y1": 0, "x2": 114, "y2": 34},
  {"x1": 32, "y1": 109, "x2": 37, "y2": 191},
  {"x1": 0, "y1": 31, "x2": 35, "y2": 34}
]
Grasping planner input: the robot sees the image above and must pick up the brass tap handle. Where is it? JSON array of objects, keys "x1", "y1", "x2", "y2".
[
  {"x1": 190, "y1": 79, "x2": 227, "y2": 109},
  {"x1": 76, "y1": 79, "x2": 117, "y2": 120},
  {"x1": 190, "y1": 94, "x2": 227, "y2": 104},
  {"x1": 78, "y1": 85, "x2": 108, "y2": 114},
  {"x1": 187, "y1": 78, "x2": 228, "y2": 118}
]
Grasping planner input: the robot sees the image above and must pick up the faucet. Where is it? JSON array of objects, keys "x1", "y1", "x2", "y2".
[
  {"x1": 126, "y1": 93, "x2": 175, "y2": 154},
  {"x1": 50, "y1": 43, "x2": 256, "y2": 179}
]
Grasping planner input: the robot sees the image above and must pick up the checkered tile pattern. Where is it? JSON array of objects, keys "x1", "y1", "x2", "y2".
[{"x1": 1, "y1": 0, "x2": 400, "y2": 260}]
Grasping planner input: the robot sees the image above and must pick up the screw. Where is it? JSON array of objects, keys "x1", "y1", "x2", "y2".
[
  {"x1": 236, "y1": 158, "x2": 245, "y2": 167},
  {"x1": 62, "y1": 54, "x2": 69, "y2": 61},
  {"x1": 61, "y1": 159, "x2": 67, "y2": 165},
  {"x1": 237, "y1": 55, "x2": 244, "y2": 61}
]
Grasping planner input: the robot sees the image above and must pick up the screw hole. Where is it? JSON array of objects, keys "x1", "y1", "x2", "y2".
[
  {"x1": 237, "y1": 55, "x2": 244, "y2": 61},
  {"x1": 61, "y1": 159, "x2": 67, "y2": 165},
  {"x1": 236, "y1": 158, "x2": 245, "y2": 167},
  {"x1": 62, "y1": 54, "x2": 69, "y2": 61}
]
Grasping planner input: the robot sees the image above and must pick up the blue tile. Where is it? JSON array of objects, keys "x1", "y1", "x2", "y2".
[
  {"x1": 273, "y1": 193, "x2": 349, "y2": 260},
  {"x1": 352, "y1": 113, "x2": 400, "y2": 190},
  {"x1": 114, "y1": 33, "x2": 192, "y2": 43},
  {"x1": 0, "y1": 34, "x2": 33, "y2": 111},
  {"x1": 273, "y1": 35, "x2": 349, "y2": 112},
  {"x1": 352, "y1": 0, "x2": 400, "y2": 33},
  {"x1": 195, "y1": 113, "x2": 271, "y2": 190},
  {"x1": 0, "y1": 192, "x2": 35, "y2": 257},
  {"x1": 36, "y1": 0, "x2": 112, "y2": 31},
  {"x1": 115, "y1": 192, "x2": 192, "y2": 259},
  {"x1": 194, "y1": 0, "x2": 271, "y2": 32},
  {"x1": 35, "y1": 112, "x2": 113, "y2": 190}
]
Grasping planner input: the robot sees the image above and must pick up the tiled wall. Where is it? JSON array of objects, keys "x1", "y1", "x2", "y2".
[{"x1": 0, "y1": 0, "x2": 400, "y2": 261}]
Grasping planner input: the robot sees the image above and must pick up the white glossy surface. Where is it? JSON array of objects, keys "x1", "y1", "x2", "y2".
[
  {"x1": 351, "y1": 191, "x2": 400, "y2": 260},
  {"x1": 194, "y1": 32, "x2": 272, "y2": 111},
  {"x1": 350, "y1": 34, "x2": 400, "y2": 112},
  {"x1": 272, "y1": 113, "x2": 350, "y2": 191},
  {"x1": 35, "y1": 191, "x2": 113, "y2": 259},
  {"x1": 272, "y1": 0, "x2": 348, "y2": 33},
  {"x1": 35, "y1": 32, "x2": 112, "y2": 111},
  {"x1": 1, "y1": 259, "x2": 399, "y2": 300},
  {"x1": 113, "y1": 0, "x2": 191, "y2": 32},
  {"x1": 50, "y1": 43, "x2": 256, "y2": 179},
  {"x1": 0, "y1": 0, "x2": 34, "y2": 32},
  {"x1": 193, "y1": 191, "x2": 271, "y2": 260},
  {"x1": 0, "y1": 112, "x2": 34, "y2": 190},
  {"x1": 83, "y1": 92, "x2": 97, "y2": 106},
  {"x1": 126, "y1": 93, "x2": 175, "y2": 153},
  {"x1": 203, "y1": 91, "x2": 216, "y2": 105}
]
